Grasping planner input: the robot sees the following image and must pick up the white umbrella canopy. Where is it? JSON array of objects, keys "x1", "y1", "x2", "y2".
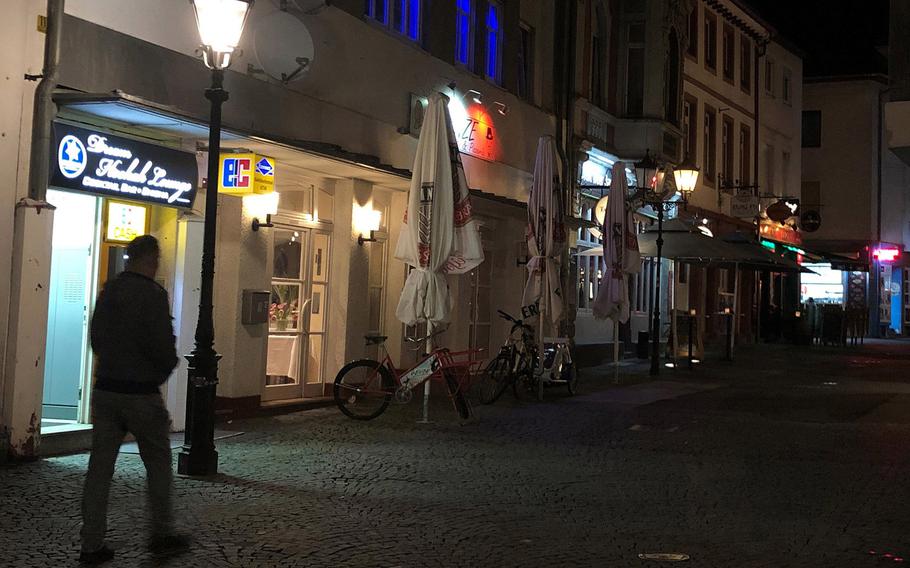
[
  {"x1": 592, "y1": 161, "x2": 641, "y2": 323},
  {"x1": 521, "y1": 136, "x2": 566, "y2": 325},
  {"x1": 395, "y1": 93, "x2": 484, "y2": 327}
]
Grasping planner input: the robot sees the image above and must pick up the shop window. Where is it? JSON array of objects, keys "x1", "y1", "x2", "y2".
[
  {"x1": 455, "y1": 0, "x2": 474, "y2": 66},
  {"x1": 704, "y1": 10, "x2": 717, "y2": 72},
  {"x1": 802, "y1": 110, "x2": 821, "y2": 148},
  {"x1": 740, "y1": 35, "x2": 752, "y2": 92},
  {"x1": 367, "y1": 0, "x2": 421, "y2": 41},
  {"x1": 625, "y1": 22, "x2": 646, "y2": 116},
  {"x1": 686, "y1": 5, "x2": 698, "y2": 59},
  {"x1": 518, "y1": 22, "x2": 535, "y2": 102},
  {"x1": 484, "y1": 1, "x2": 502, "y2": 83}
]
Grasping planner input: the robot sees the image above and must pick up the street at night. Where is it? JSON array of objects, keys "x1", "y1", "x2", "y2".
[{"x1": 3, "y1": 341, "x2": 910, "y2": 567}]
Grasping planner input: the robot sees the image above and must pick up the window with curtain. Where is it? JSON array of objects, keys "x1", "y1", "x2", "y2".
[
  {"x1": 704, "y1": 10, "x2": 717, "y2": 72},
  {"x1": 703, "y1": 105, "x2": 716, "y2": 184},
  {"x1": 739, "y1": 124, "x2": 751, "y2": 185},
  {"x1": 683, "y1": 94, "x2": 698, "y2": 160},
  {"x1": 740, "y1": 35, "x2": 752, "y2": 92},
  {"x1": 721, "y1": 116, "x2": 734, "y2": 189},
  {"x1": 455, "y1": 0, "x2": 474, "y2": 66},
  {"x1": 722, "y1": 23, "x2": 734, "y2": 82},
  {"x1": 686, "y1": 5, "x2": 698, "y2": 59},
  {"x1": 484, "y1": 1, "x2": 502, "y2": 83},
  {"x1": 625, "y1": 22, "x2": 645, "y2": 116}
]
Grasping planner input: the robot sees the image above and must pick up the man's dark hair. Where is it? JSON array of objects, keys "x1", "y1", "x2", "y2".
[{"x1": 126, "y1": 235, "x2": 160, "y2": 267}]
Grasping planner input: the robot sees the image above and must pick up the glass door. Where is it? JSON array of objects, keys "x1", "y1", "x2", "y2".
[
  {"x1": 264, "y1": 228, "x2": 309, "y2": 401},
  {"x1": 264, "y1": 227, "x2": 332, "y2": 400}
]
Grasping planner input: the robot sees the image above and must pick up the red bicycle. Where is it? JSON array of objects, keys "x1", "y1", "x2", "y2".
[{"x1": 332, "y1": 330, "x2": 483, "y2": 421}]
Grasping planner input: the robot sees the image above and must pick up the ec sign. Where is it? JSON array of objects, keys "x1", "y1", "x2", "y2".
[{"x1": 219, "y1": 153, "x2": 275, "y2": 195}]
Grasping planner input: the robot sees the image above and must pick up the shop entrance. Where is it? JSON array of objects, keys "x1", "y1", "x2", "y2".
[{"x1": 263, "y1": 226, "x2": 331, "y2": 401}]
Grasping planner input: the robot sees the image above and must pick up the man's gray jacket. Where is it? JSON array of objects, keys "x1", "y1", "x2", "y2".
[{"x1": 90, "y1": 271, "x2": 179, "y2": 393}]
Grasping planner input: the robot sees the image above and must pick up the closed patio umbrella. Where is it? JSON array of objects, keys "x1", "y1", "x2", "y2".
[
  {"x1": 521, "y1": 136, "x2": 565, "y2": 328},
  {"x1": 394, "y1": 92, "x2": 484, "y2": 420}
]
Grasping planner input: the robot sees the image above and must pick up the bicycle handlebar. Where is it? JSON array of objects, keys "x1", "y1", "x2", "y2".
[{"x1": 404, "y1": 326, "x2": 448, "y2": 344}]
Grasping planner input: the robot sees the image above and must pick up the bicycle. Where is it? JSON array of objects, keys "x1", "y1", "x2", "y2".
[
  {"x1": 333, "y1": 329, "x2": 482, "y2": 421},
  {"x1": 478, "y1": 310, "x2": 539, "y2": 404},
  {"x1": 479, "y1": 309, "x2": 578, "y2": 403}
]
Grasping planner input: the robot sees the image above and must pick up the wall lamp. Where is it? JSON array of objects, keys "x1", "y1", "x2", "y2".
[
  {"x1": 466, "y1": 89, "x2": 483, "y2": 104},
  {"x1": 245, "y1": 191, "x2": 280, "y2": 231},
  {"x1": 493, "y1": 101, "x2": 508, "y2": 115},
  {"x1": 353, "y1": 204, "x2": 382, "y2": 246}
]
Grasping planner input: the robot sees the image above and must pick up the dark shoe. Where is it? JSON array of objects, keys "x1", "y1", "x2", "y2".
[
  {"x1": 79, "y1": 545, "x2": 115, "y2": 565},
  {"x1": 148, "y1": 533, "x2": 192, "y2": 555}
]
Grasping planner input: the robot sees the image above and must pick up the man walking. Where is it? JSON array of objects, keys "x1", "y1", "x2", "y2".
[{"x1": 80, "y1": 235, "x2": 189, "y2": 564}]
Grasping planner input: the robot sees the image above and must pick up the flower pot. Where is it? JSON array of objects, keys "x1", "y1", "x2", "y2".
[{"x1": 276, "y1": 319, "x2": 288, "y2": 331}]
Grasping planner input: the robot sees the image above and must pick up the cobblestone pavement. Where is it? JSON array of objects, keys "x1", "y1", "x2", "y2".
[{"x1": 3, "y1": 340, "x2": 910, "y2": 567}]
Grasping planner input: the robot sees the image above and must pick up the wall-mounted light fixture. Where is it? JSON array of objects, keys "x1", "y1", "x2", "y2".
[
  {"x1": 353, "y1": 204, "x2": 382, "y2": 245},
  {"x1": 466, "y1": 89, "x2": 483, "y2": 104},
  {"x1": 245, "y1": 191, "x2": 280, "y2": 231},
  {"x1": 493, "y1": 101, "x2": 508, "y2": 115}
]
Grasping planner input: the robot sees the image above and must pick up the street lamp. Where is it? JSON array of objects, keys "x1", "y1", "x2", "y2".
[
  {"x1": 178, "y1": 0, "x2": 253, "y2": 477},
  {"x1": 637, "y1": 152, "x2": 699, "y2": 376}
]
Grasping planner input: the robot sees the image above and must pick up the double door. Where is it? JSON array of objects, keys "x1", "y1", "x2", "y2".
[{"x1": 263, "y1": 226, "x2": 331, "y2": 401}]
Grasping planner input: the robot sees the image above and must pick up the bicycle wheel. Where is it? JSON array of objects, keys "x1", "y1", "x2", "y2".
[
  {"x1": 444, "y1": 371, "x2": 472, "y2": 420},
  {"x1": 333, "y1": 359, "x2": 394, "y2": 420},
  {"x1": 478, "y1": 355, "x2": 512, "y2": 404}
]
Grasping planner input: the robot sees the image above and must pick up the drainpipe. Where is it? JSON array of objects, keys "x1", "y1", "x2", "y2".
[{"x1": 28, "y1": 0, "x2": 64, "y2": 201}]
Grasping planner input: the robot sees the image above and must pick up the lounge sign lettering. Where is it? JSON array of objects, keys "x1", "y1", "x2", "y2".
[{"x1": 50, "y1": 123, "x2": 198, "y2": 208}]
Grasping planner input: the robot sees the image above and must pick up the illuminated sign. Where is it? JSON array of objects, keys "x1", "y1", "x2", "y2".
[
  {"x1": 761, "y1": 239, "x2": 776, "y2": 251},
  {"x1": 105, "y1": 201, "x2": 148, "y2": 243},
  {"x1": 219, "y1": 153, "x2": 275, "y2": 195},
  {"x1": 872, "y1": 247, "x2": 901, "y2": 262},
  {"x1": 759, "y1": 221, "x2": 802, "y2": 246},
  {"x1": 407, "y1": 93, "x2": 501, "y2": 163},
  {"x1": 50, "y1": 124, "x2": 198, "y2": 208}
]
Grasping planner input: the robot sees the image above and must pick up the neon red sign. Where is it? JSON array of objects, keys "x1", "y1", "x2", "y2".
[{"x1": 872, "y1": 248, "x2": 900, "y2": 262}]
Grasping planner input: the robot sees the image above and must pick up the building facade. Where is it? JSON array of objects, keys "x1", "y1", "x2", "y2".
[{"x1": 1, "y1": 0, "x2": 562, "y2": 458}]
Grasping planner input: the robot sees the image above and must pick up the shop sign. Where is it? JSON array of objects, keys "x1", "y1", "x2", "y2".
[
  {"x1": 800, "y1": 210, "x2": 821, "y2": 232},
  {"x1": 759, "y1": 221, "x2": 802, "y2": 246},
  {"x1": 406, "y1": 92, "x2": 500, "y2": 162},
  {"x1": 51, "y1": 123, "x2": 198, "y2": 208},
  {"x1": 765, "y1": 198, "x2": 800, "y2": 223},
  {"x1": 731, "y1": 194, "x2": 760, "y2": 218},
  {"x1": 218, "y1": 153, "x2": 275, "y2": 195},
  {"x1": 872, "y1": 246, "x2": 901, "y2": 262},
  {"x1": 105, "y1": 201, "x2": 148, "y2": 243}
]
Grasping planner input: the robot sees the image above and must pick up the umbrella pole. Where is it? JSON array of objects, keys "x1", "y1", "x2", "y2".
[{"x1": 418, "y1": 321, "x2": 433, "y2": 424}]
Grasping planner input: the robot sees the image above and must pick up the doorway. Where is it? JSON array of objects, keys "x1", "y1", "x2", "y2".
[{"x1": 263, "y1": 226, "x2": 331, "y2": 401}]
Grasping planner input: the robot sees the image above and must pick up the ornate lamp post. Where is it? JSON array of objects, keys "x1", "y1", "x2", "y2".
[
  {"x1": 636, "y1": 152, "x2": 699, "y2": 376},
  {"x1": 178, "y1": 0, "x2": 254, "y2": 477}
]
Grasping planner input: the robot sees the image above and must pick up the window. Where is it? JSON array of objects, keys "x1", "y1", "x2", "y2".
[
  {"x1": 765, "y1": 144, "x2": 775, "y2": 195},
  {"x1": 721, "y1": 116, "x2": 734, "y2": 189},
  {"x1": 704, "y1": 10, "x2": 717, "y2": 72},
  {"x1": 703, "y1": 105, "x2": 716, "y2": 184},
  {"x1": 739, "y1": 124, "x2": 751, "y2": 186},
  {"x1": 626, "y1": 22, "x2": 646, "y2": 116},
  {"x1": 740, "y1": 36, "x2": 752, "y2": 92},
  {"x1": 590, "y1": 9, "x2": 605, "y2": 107},
  {"x1": 686, "y1": 5, "x2": 698, "y2": 59},
  {"x1": 518, "y1": 23, "x2": 535, "y2": 102},
  {"x1": 484, "y1": 1, "x2": 502, "y2": 83},
  {"x1": 782, "y1": 67, "x2": 792, "y2": 104},
  {"x1": 666, "y1": 29, "x2": 681, "y2": 125},
  {"x1": 722, "y1": 23, "x2": 734, "y2": 82},
  {"x1": 455, "y1": 0, "x2": 474, "y2": 66},
  {"x1": 367, "y1": 0, "x2": 421, "y2": 41},
  {"x1": 802, "y1": 110, "x2": 821, "y2": 147},
  {"x1": 764, "y1": 59, "x2": 774, "y2": 95},
  {"x1": 683, "y1": 94, "x2": 698, "y2": 159},
  {"x1": 801, "y1": 181, "x2": 821, "y2": 207}
]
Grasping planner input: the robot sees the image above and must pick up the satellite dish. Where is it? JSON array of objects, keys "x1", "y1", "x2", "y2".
[{"x1": 253, "y1": 10, "x2": 315, "y2": 84}]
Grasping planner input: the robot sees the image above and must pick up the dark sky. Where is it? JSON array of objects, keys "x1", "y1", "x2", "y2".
[{"x1": 748, "y1": 0, "x2": 889, "y2": 77}]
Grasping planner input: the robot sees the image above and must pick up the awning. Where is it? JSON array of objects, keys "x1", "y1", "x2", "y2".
[{"x1": 53, "y1": 90, "x2": 412, "y2": 192}]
